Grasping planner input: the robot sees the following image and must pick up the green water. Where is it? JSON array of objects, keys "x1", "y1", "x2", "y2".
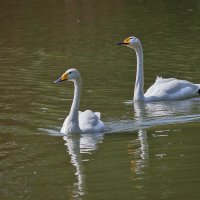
[{"x1": 1, "y1": 0, "x2": 200, "y2": 199}]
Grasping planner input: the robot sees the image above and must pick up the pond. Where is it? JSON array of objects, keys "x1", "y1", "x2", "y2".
[{"x1": 1, "y1": 0, "x2": 200, "y2": 199}]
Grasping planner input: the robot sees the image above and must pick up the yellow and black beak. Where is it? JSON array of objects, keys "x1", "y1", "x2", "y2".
[
  {"x1": 117, "y1": 37, "x2": 130, "y2": 45},
  {"x1": 54, "y1": 72, "x2": 68, "y2": 83}
]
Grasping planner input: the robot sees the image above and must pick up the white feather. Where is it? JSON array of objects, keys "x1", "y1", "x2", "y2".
[
  {"x1": 120, "y1": 36, "x2": 200, "y2": 102},
  {"x1": 56, "y1": 69, "x2": 105, "y2": 134}
]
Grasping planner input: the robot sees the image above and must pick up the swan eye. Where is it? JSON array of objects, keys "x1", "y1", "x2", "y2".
[{"x1": 69, "y1": 72, "x2": 72, "y2": 75}]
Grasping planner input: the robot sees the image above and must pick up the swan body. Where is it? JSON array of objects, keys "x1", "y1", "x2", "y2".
[
  {"x1": 118, "y1": 36, "x2": 200, "y2": 102},
  {"x1": 55, "y1": 68, "x2": 105, "y2": 134},
  {"x1": 144, "y1": 77, "x2": 200, "y2": 101}
]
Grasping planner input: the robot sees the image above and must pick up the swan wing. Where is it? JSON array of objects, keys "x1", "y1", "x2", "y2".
[
  {"x1": 79, "y1": 110, "x2": 105, "y2": 133},
  {"x1": 145, "y1": 77, "x2": 200, "y2": 101},
  {"x1": 195, "y1": 84, "x2": 200, "y2": 88},
  {"x1": 94, "y1": 112, "x2": 101, "y2": 119}
]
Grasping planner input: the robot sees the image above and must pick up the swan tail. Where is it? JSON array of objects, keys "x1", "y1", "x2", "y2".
[
  {"x1": 155, "y1": 76, "x2": 163, "y2": 82},
  {"x1": 94, "y1": 112, "x2": 101, "y2": 119},
  {"x1": 195, "y1": 84, "x2": 200, "y2": 95}
]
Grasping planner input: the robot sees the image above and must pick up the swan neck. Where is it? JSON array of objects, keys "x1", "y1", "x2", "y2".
[
  {"x1": 134, "y1": 45, "x2": 144, "y2": 101},
  {"x1": 68, "y1": 78, "x2": 82, "y2": 124}
]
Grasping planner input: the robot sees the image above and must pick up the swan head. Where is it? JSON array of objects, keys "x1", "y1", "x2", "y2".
[
  {"x1": 117, "y1": 36, "x2": 141, "y2": 49},
  {"x1": 54, "y1": 68, "x2": 81, "y2": 83}
]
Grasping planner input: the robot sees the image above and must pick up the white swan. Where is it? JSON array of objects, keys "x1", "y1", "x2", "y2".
[
  {"x1": 118, "y1": 36, "x2": 200, "y2": 102},
  {"x1": 55, "y1": 68, "x2": 105, "y2": 134}
]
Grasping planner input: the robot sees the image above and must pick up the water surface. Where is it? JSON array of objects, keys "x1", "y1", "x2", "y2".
[{"x1": 1, "y1": 0, "x2": 200, "y2": 199}]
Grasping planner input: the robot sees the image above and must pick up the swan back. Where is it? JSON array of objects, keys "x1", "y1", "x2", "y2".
[
  {"x1": 145, "y1": 77, "x2": 200, "y2": 101},
  {"x1": 79, "y1": 110, "x2": 105, "y2": 133}
]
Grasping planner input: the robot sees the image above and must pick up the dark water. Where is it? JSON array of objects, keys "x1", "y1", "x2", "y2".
[{"x1": 1, "y1": 0, "x2": 200, "y2": 199}]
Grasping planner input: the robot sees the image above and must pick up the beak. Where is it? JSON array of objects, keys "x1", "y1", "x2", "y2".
[
  {"x1": 117, "y1": 42, "x2": 129, "y2": 45},
  {"x1": 54, "y1": 77, "x2": 62, "y2": 83},
  {"x1": 117, "y1": 37, "x2": 130, "y2": 46},
  {"x1": 54, "y1": 72, "x2": 68, "y2": 84}
]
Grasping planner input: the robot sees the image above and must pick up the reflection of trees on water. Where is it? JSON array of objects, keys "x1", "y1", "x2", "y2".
[{"x1": 63, "y1": 132, "x2": 104, "y2": 199}]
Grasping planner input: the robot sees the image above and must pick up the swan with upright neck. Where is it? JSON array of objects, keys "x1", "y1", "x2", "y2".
[
  {"x1": 118, "y1": 36, "x2": 200, "y2": 102},
  {"x1": 55, "y1": 68, "x2": 105, "y2": 134}
]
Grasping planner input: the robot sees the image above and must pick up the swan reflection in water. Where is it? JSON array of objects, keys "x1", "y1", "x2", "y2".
[
  {"x1": 63, "y1": 132, "x2": 104, "y2": 198},
  {"x1": 129, "y1": 98, "x2": 200, "y2": 176},
  {"x1": 62, "y1": 99, "x2": 200, "y2": 196},
  {"x1": 128, "y1": 128, "x2": 149, "y2": 176},
  {"x1": 132, "y1": 97, "x2": 200, "y2": 129},
  {"x1": 128, "y1": 102, "x2": 150, "y2": 176},
  {"x1": 63, "y1": 128, "x2": 149, "y2": 196}
]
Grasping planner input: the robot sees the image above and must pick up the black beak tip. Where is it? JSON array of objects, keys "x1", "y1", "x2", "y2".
[
  {"x1": 117, "y1": 42, "x2": 129, "y2": 46},
  {"x1": 54, "y1": 78, "x2": 62, "y2": 84},
  {"x1": 117, "y1": 42, "x2": 123, "y2": 45}
]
